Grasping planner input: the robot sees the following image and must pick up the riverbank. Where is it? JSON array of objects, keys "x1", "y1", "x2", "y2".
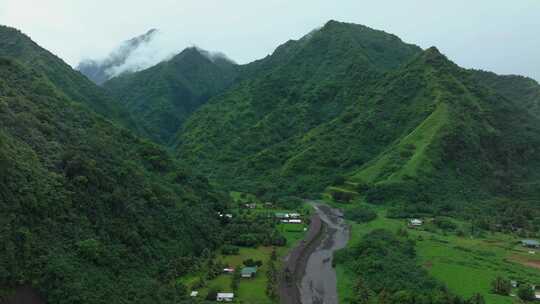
[
  {"x1": 279, "y1": 213, "x2": 324, "y2": 304},
  {"x1": 279, "y1": 202, "x2": 350, "y2": 304}
]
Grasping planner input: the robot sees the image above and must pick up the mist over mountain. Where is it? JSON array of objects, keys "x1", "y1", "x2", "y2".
[
  {"x1": 77, "y1": 29, "x2": 159, "y2": 84},
  {"x1": 104, "y1": 46, "x2": 239, "y2": 144}
]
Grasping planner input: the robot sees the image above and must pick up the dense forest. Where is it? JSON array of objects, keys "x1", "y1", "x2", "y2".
[
  {"x1": 2, "y1": 18, "x2": 540, "y2": 304},
  {"x1": 169, "y1": 21, "x2": 540, "y2": 228},
  {"x1": 104, "y1": 47, "x2": 239, "y2": 145},
  {"x1": 0, "y1": 28, "x2": 226, "y2": 303}
]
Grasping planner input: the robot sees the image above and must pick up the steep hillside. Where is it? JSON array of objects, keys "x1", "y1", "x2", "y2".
[
  {"x1": 0, "y1": 57, "x2": 224, "y2": 303},
  {"x1": 0, "y1": 25, "x2": 135, "y2": 129},
  {"x1": 77, "y1": 29, "x2": 158, "y2": 85},
  {"x1": 104, "y1": 47, "x2": 238, "y2": 144},
  {"x1": 347, "y1": 49, "x2": 540, "y2": 206},
  {"x1": 176, "y1": 22, "x2": 540, "y2": 213},
  {"x1": 471, "y1": 70, "x2": 540, "y2": 116},
  {"x1": 175, "y1": 20, "x2": 422, "y2": 195}
]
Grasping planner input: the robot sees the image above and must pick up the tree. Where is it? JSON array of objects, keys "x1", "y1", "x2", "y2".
[
  {"x1": 353, "y1": 277, "x2": 374, "y2": 304},
  {"x1": 377, "y1": 289, "x2": 390, "y2": 304},
  {"x1": 266, "y1": 250, "x2": 278, "y2": 299},
  {"x1": 467, "y1": 293, "x2": 485, "y2": 304},
  {"x1": 517, "y1": 284, "x2": 536, "y2": 302},
  {"x1": 490, "y1": 277, "x2": 511, "y2": 295},
  {"x1": 231, "y1": 269, "x2": 240, "y2": 292}
]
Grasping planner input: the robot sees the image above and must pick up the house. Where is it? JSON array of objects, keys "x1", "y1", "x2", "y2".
[
  {"x1": 409, "y1": 219, "x2": 423, "y2": 227},
  {"x1": 275, "y1": 212, "x2": 289, "y2": 219},
  {"x1": 241, "y1": 266, "x2": 258, "y2": 278},
  {"x1": 521, "y1": 239, "x2": 540, "y2": 248},
  {"x1": 244, "y1": 203, "x2": 256, "y2": 209},
  {"x1": 216, "y1": 293, "x2": 234, "y2": 302},
  {"x1": 281, "y1": 219, "x2": 289, "y2": 223},
  {"x1": 190, "y1": 291, "x2": 198, "y2": 297},
  {"x1": 289, "y1": 213, "x2": 301, "y2": 218},
  {"x1": 511, "y1": 280, "x2": 518, "y2": 288},
  {"x1": 288, "y1": 219, "x2": 302, "y2": 224},
  {"x1": 223, "y1": 267, "x2": 235, "y2": 274}
]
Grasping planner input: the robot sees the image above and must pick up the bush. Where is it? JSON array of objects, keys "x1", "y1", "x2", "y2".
[
  {"x1": 331, "y1": 190, "x2": 354, "y2": 203},
  {"x1": 433, "y1": 217, "x2": 457, "y2": 231},
  {"x1": 221, "y1": 245, "x2": 240, "y2": 255},
  {"x1": 345, "y1": 207, "x2": 377, "y2": 223},
  {"x1": 490, "y1": 277, "x2": 511, "y2": 296},
  {"x1": 243, "y1": 259, "x2": 263, "y2": 267},
  {"x1": 518, "y1": 284, "x2": 536, "y2": 302},
  {"x1": 206, "y1": 288, "x2": 218, "y2": 301}
]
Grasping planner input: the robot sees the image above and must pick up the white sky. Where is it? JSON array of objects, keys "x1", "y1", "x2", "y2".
[{"x1": 1, "y1": 0, "x2": 539, "y2": 80}]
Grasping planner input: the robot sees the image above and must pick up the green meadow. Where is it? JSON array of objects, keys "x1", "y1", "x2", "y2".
[{"x1": 332, "y1": 202, "x2": 540, "y2": 304}]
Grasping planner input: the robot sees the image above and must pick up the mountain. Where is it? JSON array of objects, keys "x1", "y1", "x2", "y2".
[
  {"x1": 77, "y1": 29, "x2": 159, "y2": 85},
  {"x1": 0, "y1": 42, "x2": 225, "y2": 303},
  {"x1": 0, "y1": 26, "x2": 135, "y2": 128},
  {"x1": 175, "y1": 21, "x2": 540, "y2": 216},
  {"x1": 471, "y1": 70, "x2": 540, "y2": 116},
  {"x1": 175, "y1": 20, "x2": 423, "y2": 194},
  {"x1": 104, "y1": 47, "x2": 238, "y2": 145}
]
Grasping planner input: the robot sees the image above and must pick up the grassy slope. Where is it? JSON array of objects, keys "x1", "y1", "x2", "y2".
[{"x1": 333, "y1": 202, "x2": 540, "y2": 304}]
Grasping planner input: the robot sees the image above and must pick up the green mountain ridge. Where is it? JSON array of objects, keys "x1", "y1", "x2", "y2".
[
  {"x1": 104, "y1": 47, "x2": 239, "y2": 145},
  {"x1": 0, "y1": 55, "x2": 223, "y2": 303},
  {"x1": 0, "y1": 25, "x2": 136, "y2": 130},
  {"x1": 174, "y1": 22, "x2": 540, "y2": 214}
]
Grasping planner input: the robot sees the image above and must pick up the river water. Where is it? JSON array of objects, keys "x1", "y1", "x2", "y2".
[{"x1": 299, "y1": 203, "x2": 350, "y2": 304}]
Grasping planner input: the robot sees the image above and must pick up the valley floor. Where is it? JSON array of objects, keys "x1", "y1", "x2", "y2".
[{"x1": 332, "y1": 203, "x2": 540, "y2": 304}]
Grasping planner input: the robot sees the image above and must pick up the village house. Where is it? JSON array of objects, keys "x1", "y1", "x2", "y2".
[
  {"x1": 244, "y1": 203, "x2": 256, "y2": 209},
  {"x1": 521, "y1": 239, "x2": 540, "y2": 248},
  {"x1": 223, "y1": 267, "x2": 235, "y2": 274},
  {"x1": 190, "y1": 291, "x2": 198, "y2": 297},
  {"x1": 289, "y1": 219, "x2": 302, "y2": 224},
  {"x1": 275, "y1": 212, "x2": 289, "y2": 219},
  {"x1": 289, "y1": 213, "x2": 301, "y2": 218},
  {"x1": 216, "y1": 293, "x2": 234, "y2": 302},
  {"x1": 409, "y1": 219, "x2": 423, "y2": 227},
  {"x1": 241, "y1": 266, "x2": 257, "y2": 278}
]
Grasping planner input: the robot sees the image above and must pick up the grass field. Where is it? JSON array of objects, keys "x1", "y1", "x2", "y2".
[{"x1": 332, "y1": 202, "x2": 540, "y2": 304}]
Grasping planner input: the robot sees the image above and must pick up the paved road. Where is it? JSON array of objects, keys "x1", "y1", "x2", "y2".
[{"x1": 299, "y1": 202, "x2": 350, "y2": 304}]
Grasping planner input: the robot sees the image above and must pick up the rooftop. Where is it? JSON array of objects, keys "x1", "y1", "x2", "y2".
[{"x1": 241, "y1": 267, "x2": 258, "y2": 275}]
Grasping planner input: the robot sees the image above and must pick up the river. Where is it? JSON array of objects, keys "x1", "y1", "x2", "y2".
[{"x1": 299, "y1": 202, "x2": 350, "y2": 304}]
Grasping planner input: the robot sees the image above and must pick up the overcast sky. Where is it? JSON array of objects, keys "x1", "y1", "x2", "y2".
[{"x1": 1, "y1": 0, "x2": 539, "y2": 80}]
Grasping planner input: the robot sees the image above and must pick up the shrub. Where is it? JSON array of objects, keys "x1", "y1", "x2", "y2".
[
  {"x1": 490, "y1": 277, "x2": 511, "y2": 296},
  {"x1": 221, "y1": 245, "x2": 240, "y2": 255},
  {"x1": 433, "y1": 217, "x2": 457, "y2": 231},
  {"x1": 518, "y1": 284, "x2": 536, "y2": 302},
  {"x1": 243, "y1": 259, "x2": 263, "y2": 267},
  {"x1": 345, "y1": 207, "x2": 377, "y2": 223}
]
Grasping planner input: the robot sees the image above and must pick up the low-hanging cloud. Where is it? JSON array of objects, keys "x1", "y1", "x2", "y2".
[{"x1": 78, "y1": 28, "x2": 235, "y2": 83}]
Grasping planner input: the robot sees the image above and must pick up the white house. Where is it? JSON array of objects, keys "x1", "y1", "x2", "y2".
[
  {"x1": 289, "y1": 219, "x2": 302, "y2": 224},
  {"x1": 289, "y1": 213, "x2": 301, "y2": 218},
  {"x1": 190, "y1": 291, "x2": 198, "y2": 297},
  {"x1": 409, "y1": 219, "x2": 423, "y2": 227},
  {"x1": 217, "y1": 293, "x2": 234, "y2": 302}
]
